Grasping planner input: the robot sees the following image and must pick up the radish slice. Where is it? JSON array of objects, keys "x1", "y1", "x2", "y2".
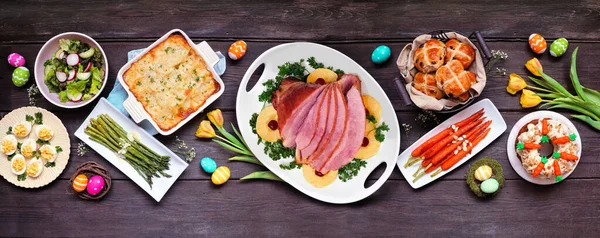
[
  {"x1": 56, "y1": 71, "x2": 67, "y2": 82},
  {"x1": 66, "y1": 54, "x2": 79, "y2": 66},
  {"x1": 57, "y1": 51, "x2": 65, "y2": 59},
  {"x1": 77, "y1": 72, "x2": 91, "y2": 80},
  {"x1": 67, "y1": 70, "x2": 76, "y2": 81},
  {"x1": 84, "y1": 62, "x2": 92, "y2": 72},
  {"x1": 67, "y1": 91, "x2": 83, "y2": 102}
]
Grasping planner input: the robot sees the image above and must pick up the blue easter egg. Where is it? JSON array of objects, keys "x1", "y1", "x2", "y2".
[
  {"x1": 371, "y1": 45, "x2": 391, "y2": 64},
  {"x1": 200, "y1": 157, "x2": 217, "y2": 173}
]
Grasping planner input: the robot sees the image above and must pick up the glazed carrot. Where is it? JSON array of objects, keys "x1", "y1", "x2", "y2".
[
  {"x1": 523, "y1": 143, "x2": 542, "y2": 149},
  {"x1": 542, "y1": 119, "x2": 549, "y2": 135},
  {"x1": 553, "y1": 159, "x2": 562, "y2": 176},
  {"x1": 559, "y1": 152, "x2": 579, "y2": 161},
  {"x1": 410, "y1": 109, "x2": 484, "y2": 157},
  {"x1": 441, "y1": 128, "x2": 491, "y2": 171},
  {"x1": 421, "y1": 158, "x2": 432, "y2": 167},
  {"x1": 430, "y1": 120, "x2": 491, "y2": 165},
  {"x1": 422, "y1": 117, "x2": 486, "y2": 159},
  {"x1": 532, "y1": 162, "x2": 545, "y2": 177},
  {"x1": 552, "y1": 136, "x2": 571, "y2": 144}
]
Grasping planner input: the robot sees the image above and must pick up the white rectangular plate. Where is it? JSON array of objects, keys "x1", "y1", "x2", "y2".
[
  {"x1": 75, "y1": 98, "x2": 189, "y2": 202},
  {"x1": 396, "y1": 98, "x2": 507, "y2": 189}
]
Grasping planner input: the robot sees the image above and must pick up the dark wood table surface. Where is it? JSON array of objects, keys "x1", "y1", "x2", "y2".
[{"x1": 2, "y1": 1, "x2": 600, "y2": 237}]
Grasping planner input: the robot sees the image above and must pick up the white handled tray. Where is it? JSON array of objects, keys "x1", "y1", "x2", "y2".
[
  {"x1": 236, "y1": 42, "x2": 400, "y2": 204},
  {"x1": 75, "y1": 98, "x2": 189, "y2": 202},
  {"x1": 117, "y1": 29, "x2": 224, "y2": 135},
  {"x1": 506, "y1": 111, "x2": 582, "y2": 185},
  {"x1": 396, "y1": 99, "x2": 507, "y2": 189}
]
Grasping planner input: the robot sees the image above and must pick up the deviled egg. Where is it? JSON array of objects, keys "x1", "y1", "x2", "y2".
[
  {"x1": 20, "y1": 138, "x2": 37, "y2": 159},
  {"x1": 38, "y1": 144, "x2": 57, "y2": 162},
  {"x1": 35, "y1": 125, "x2": 54, "y2": 141},
  {"x1": 1, "y1": 135, "x2": 18, "y2": 155},
  {"x1": 11, "y1": 154, "x2": 26, "y2": 175},
  {"x1": 12, "y1": 121, "x2": 32, "y2": 138},
  {"x1": 26, "y1": 158, "x2": 44, "y2": 178}
]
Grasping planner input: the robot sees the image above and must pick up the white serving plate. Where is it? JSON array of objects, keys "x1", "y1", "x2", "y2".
[
  {"x1": 236, "y1": 42, "x2": 400, "y2": 204},
  {"x1": 396, "y1": 99, "x2": 507, "y2": 189},
  {"x1": 506, "y1": 111, "x2": 582, "y2": 185},
  {"x1": 75, "y1": 98, "x2": 189, "y2": 202},
  {"x1": 116, "y1": 29, "x2": 225, "y2": 135}
]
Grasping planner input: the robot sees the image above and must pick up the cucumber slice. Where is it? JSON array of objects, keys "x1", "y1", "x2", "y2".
[
  {"x1": 76, "y1": 72, "x2": 91, "y2": 80},
  {"x1": 79, "y1": 48, "x2": 95, "y2": 59},
  {"x1": 53, "y1": 49, "x2": 65, "y2": 59}
]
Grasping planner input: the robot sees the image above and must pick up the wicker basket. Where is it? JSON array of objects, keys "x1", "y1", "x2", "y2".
[{"x1": 69, "y1": 161, "x2": 111, "y2": 200}]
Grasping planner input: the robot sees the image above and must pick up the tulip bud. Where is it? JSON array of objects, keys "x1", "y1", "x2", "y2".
[
  {"x1": 195, "y1": 120, "x2": 216, "y2": 138},
  {"x1": 525, "y1": 58, "x2": 543, "y2": 76},
  {"x1": 207, "y1": 109, "x2": 224, "y2": 128},
  {"x1": 506, "y1": 73, "x2": 527, "y2": 95},
  {"x1": 520, "y1": 89, "x2": 542, "y2": 108}
]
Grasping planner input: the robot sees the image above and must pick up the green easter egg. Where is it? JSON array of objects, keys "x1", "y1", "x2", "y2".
[
  {"x1": 12, "y1": 66, "x2": 30, "y2": 87},
  {"x1": 480, "y1": 178, "x2": 499, "y2": 194},
  {"x1": 550, "y1": 38, "x2": 568, "y2": 57}
]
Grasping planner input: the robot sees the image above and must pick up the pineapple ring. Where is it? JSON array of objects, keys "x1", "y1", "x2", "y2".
[
  {"x1": 302, "y1": 164, "x2": 338, "y2": 188},
  {"x1": 256, "y1": 105, "x2": 281, "y2": 142},
  {"x1": 307, "y1": 68, "x2": 338, "y2": 84},
  {"x1": 355, "y1": 130, "x2": 381, "y2": 160}
]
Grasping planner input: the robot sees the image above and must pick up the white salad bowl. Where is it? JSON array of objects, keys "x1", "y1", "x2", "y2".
[{"x1": 34, "y1": 32, "x2": 109, "y2": 109}]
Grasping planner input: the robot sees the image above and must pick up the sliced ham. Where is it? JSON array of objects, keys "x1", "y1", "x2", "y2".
[
  {"x1": 337, "y1": 74, "x2": 362, "y2": 94},
  {"x1": 295, "y1": 85, "x2": 330, "y2": 150},
  {"x1": 309, "y1": 85, "x2": 348, "y2": 168},
  {"x1": 272, "y1": 79, "x2": 326, "y2": 147},
  {"x1": 321, "y1": 85, "x2": 365, "y2": 172},
  {"x1": 298, "y1": 86, "x2": 334, "y2": 163}
]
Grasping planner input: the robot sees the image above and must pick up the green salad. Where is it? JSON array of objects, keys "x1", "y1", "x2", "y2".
[{"x1": 43, "y1": 39, "x2": 104, "y2": 102}]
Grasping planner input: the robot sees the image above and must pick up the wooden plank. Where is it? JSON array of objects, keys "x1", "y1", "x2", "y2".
[
  {"x1": 0, "y1": 179, "x2": 598, "y2": 237},
  {"x1": 5, "y1": 110, "x2": 596, "y2": 181},
  {"x1": 2, "y1": 41, "x2": 600, "y2": 112},
  {"x1": 1, "y1": 0, "x2": 600, "y2": 42}
]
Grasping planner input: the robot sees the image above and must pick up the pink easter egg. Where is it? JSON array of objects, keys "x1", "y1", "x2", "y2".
[
  {"x1": 87, "y1": 175, "x2": 105, "y2": 196},
  {"x1": 7, "y1": 53, "x2": 26, "y2": 67}
]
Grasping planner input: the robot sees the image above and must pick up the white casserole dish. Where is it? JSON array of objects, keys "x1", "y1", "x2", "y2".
[{"x1": 116, "y1": 29, "x2": 225, "y2": 135}]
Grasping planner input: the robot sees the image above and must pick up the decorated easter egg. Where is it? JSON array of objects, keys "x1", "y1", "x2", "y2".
[
  {"x1": 211, "y1": 166, "x2": 230, "y2": 185},
  {"x1": 480, "y1": 178, "x2": 499, "y2": 194},
  {"x1": 12, "y1": 67, "x2": 30, "y2": 87},
  {"x1": 200, "y1": 157, "x2": 217, "y2": 173},
  {"x1": 228, "y1": 40, "x2": 247, "y2": 60},
  {"x1": 474, "y1": 165, "x2": 493, "y2": 181},
  {"x1": 528, "y1": 33, "x2": 547, "y2": 54},
  {"x1": 371, "y1": 45, "x2": 391, "y2": 64},
  {"x1": 87, "y1": 175, "x2": 105, "y2": 196},
  {"x1": 550, "y1": 38, "x2": 569, "y2": 57},
  {"x1": 7, "y1": 53, "x2": 26, "y2": 67},
  {"x1": 72, "y1": 174, "x2": 89, "y2": 193}
]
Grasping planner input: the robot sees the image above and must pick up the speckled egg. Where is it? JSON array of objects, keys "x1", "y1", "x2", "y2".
[
  {"x1": 371, "y1": 45, "x2": 391, "y2": 64},
  {"x1": 12, "y1": 66, "x2": 30, "y2": 87},
  {"x1": 474, "y1": 165, "x2": 493, "y2": 181},
  {"x1": 228, "y1": 40, "x2": 247, "y2": 60},
  {"x1": 528, "y1": 33, "x2": 547, "y2": 54},
  {"x1": 480, "y1": 178, "x2": 499, "y2": 194},
  {"x1": 200, "y1": 157, "x2": 217, "y2": 173},
  {"x1": 211, "y1": 166, "x2": 230, "y2": 185},
  {"x1": 87, "y1": 175, "x2": 105, "y2": 196},
  {"x1": 72, "y1": 174, "x2": 88, "y2": 193},
  {"x1": 550, "y1": 38, "x2": 569, "y2": 57},
  {"x1": 7, "y1": 53, "x2": 26, "y2": 67}
]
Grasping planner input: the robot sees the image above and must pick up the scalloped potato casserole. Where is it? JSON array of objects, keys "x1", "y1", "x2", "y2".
[{"x1": 123, "y1": 34, "x2": 220, "y2": 131}]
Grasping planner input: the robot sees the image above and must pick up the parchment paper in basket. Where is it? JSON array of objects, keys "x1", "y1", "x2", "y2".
[
  {"x1": 106, "y1": 49, "x2": 227, "y2": 135},
  {"x1": 396, "y1": 32, "x2": 487, "y2": 111}
]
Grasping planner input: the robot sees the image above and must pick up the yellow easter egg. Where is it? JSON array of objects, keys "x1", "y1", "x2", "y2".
[
  {"x1": 474, "y1": 165, "x2": 493, "y2": 181},
  {"x1": 72, "y1": 174, "x2": 88, "y2": 193},
  {"x1": 211, "y1": 166, "x2": 230, "y2": 185}
]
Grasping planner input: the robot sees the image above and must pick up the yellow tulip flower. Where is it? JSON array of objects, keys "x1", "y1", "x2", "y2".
[
  {"x1": 195, "y1": 120, "x2": 216, "y2": 138},
  {"x1": 520, "y1": 89, "x2": 542, "y2": 108},
  {"x1": 506, "y1": 73, "x2": 527, "y2": 95},
  {"x1": 525, "y1": 58, "x2": 543, "y2": 76},
  {"x1": 207, "y1": 109, "x2": 224, "y2": 128}
]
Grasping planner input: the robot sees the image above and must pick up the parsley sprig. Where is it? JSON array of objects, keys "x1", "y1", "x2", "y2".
[
  {"x1": 375, "y1": 122, "x2": 390, "y2": 142},
  {"x1": 338, "y1": 159, "x2": 367, "y2": 182},
  {"x1": 366, "y1": 113, "x2": 377, "y2": 124},
  {"x1": 280, "y1": 160, "x2": 301, "y2": 170},
  {"x1": 258, "y1": 60, "x2": 307, "y2": 103},
  {"x1": 307, "y1": 57, "x2": 345, "y2": 75},
  {"x1": 263, "y1": 140, "x2": 295, "y2": 161}
]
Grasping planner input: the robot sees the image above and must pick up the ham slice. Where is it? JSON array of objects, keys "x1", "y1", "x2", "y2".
[
  {"x1": 309, "y1": 85, "x2": 348, "y2": 168},
  {"x1": 337, "y1": 74, "x2": 362, "y2": 94},
  {"x1": 298, "y1": 85, "x2": 334, "y2": 163},
  {"x1": 272, "y1": 79, "x2": 326, "y2": 147},
  {"x1": 320, "y1": 86, "x2": 365, "y2": 172},
  {"x1": 295, "y1": 85, "x2": 330, "y2": 150}
]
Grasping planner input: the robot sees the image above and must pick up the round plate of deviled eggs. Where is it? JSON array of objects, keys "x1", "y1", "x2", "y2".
[{"x1": 0, "y1": 107, "x2": 70, "y2": 188}]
